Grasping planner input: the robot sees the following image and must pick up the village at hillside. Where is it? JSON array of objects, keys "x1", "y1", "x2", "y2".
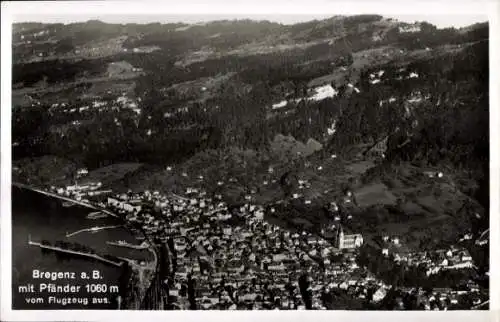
[{"x1": 43, "y1": 164, "x2": 489, "y2": 310}]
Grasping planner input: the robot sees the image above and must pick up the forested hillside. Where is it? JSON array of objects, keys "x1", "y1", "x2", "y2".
[{"x1": 12, "y1": 16, "x2": 489, "y2": 228}]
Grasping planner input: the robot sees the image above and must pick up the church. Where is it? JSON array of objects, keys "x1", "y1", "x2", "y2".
[{"x1": 335, "y1": 225, "x2": 363, "y2": 249}]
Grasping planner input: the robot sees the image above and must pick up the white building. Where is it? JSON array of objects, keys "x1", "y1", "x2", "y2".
[
  {"x1": 399, "y1": 24, "x2": 421, "y2": 33},
  {"x1": 77, "y1": 168, "x2": 89, "y2": 176},
  {"x1": 336, "y1": 225, "x2": 363, "y2": 249}
]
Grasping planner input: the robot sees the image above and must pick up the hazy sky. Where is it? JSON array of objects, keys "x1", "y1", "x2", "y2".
[
  {"x1": 13, "y1": 14, "x2": 489, "y2": 29},
  {"x1": 6, "y1": 0, "x2": 491, "y2": 29}
]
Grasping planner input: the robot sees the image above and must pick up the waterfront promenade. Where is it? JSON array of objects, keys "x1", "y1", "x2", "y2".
[
  {"x1": 12, "y1": 182, "x2": 118, "y2": 218},
  {"x1": 28, "y1": 237, "x2": 124, "y2": 267}
]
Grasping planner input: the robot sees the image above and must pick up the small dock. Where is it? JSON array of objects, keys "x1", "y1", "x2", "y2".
[
  {"x1": 107, "y1": 241, "x2": 149, "y2": 250},
  {"x1": 28, "y1": 238, "x2": 123, "y2": 267}
]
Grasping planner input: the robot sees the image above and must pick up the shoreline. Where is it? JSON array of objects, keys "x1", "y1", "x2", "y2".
[
  {"x1": 12, "y1": 182, "x2": 118, "y2": 218},
  {"x1": 12, "y1": 183, "x2": 159, "y2": 309}
]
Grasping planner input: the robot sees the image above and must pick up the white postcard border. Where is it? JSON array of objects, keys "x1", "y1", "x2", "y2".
[{"x1": 1, "y1": 1, "x2": 499, "y2": 321}]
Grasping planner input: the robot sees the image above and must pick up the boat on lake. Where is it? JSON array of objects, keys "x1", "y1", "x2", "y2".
[
  {"x1": 62, "y1": 201, "x2": 76, "y2": 207},
  {"x1": 87, "y1": 211, "x2": 108, "y2": 219}
]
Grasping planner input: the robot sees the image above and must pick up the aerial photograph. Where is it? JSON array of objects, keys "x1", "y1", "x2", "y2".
[{"x1": 10, "y1": 13, "x2": 489, "y2": 310}]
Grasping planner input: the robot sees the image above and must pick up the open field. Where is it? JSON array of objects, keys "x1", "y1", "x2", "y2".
[{"x1": 354, "y1": 182, "x2": 397, "y2": 207}]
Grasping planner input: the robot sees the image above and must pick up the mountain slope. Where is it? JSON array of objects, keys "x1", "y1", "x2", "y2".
[{"x1": 12, "y1": 16, "x2": 489, "y2": 244}]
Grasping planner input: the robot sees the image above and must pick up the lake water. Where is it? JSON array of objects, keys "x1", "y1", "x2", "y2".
[{"x1": 12, "y1": 187, "x2": 151, "y2": 310}]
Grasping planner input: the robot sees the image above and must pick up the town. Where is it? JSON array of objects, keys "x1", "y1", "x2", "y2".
[{"x1": 47, "y1": 167, "x2": 489, "y2": 310}]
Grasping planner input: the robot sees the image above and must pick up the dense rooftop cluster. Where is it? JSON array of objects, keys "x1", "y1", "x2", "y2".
[{"x1": 68, "y1": 179, "x2": 485, "y2": 310}]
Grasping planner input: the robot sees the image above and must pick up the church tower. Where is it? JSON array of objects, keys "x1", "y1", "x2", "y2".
[{"x1": 336, "y1": 225, "x2": 344, "y2": 249}]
